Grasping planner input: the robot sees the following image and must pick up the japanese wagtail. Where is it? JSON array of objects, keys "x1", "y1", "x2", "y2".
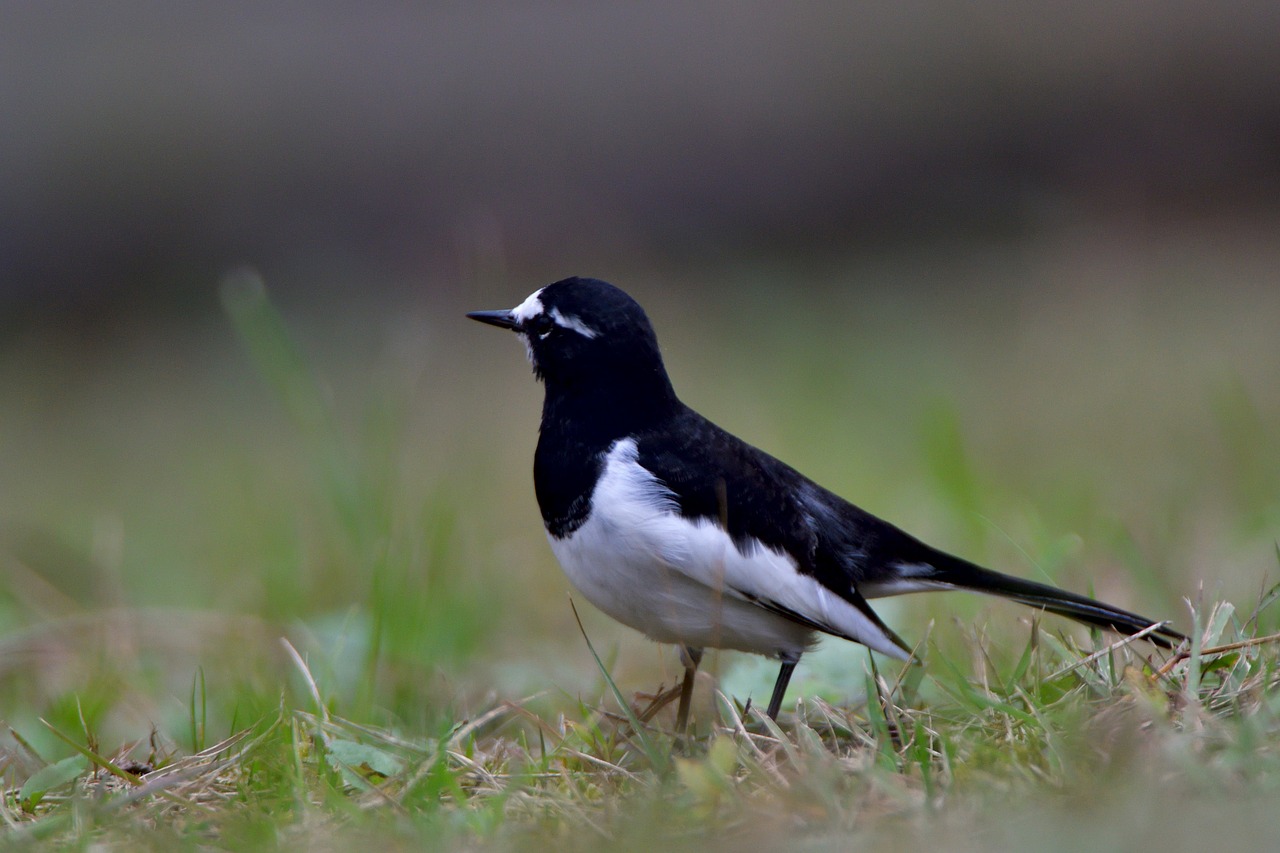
[{"x1": 468, "y1": 277, "x2": 1184, "y2": 732}]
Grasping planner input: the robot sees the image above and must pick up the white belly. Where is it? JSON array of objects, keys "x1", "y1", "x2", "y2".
[
  {"x1": 545, "y1": 439, "x2": 908, "y2": 660},
  {"x1": 549, "y1": 513, "x2": 815, "y2": 658}
]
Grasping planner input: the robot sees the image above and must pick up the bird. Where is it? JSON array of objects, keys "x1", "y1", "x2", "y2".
[{"x1": 468, "y1": 277, "x2": 1185, "y2": 733}]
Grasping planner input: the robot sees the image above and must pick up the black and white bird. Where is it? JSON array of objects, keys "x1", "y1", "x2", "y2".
[{"x1": 468, "y1": 277, "x2": 1184, "y2": 731}]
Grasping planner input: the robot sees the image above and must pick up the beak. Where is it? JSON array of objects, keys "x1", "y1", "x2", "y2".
[{"x1": 466, "y1": 309, "x2": 519, "y2": 331}]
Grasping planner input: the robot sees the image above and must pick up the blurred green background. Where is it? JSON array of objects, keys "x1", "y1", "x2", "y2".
[{"x1": 2, "y1": 3, "x2": 1278, "y2": 752}]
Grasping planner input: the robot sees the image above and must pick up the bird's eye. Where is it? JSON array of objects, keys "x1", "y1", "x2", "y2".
[{"x1": 526, "y1": 314, "x2": 555, "y2": 338}]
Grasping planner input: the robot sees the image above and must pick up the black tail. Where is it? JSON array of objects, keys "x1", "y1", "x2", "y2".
[{"x1": 926, "y1": 555, "x2": 1186, "y2": 649}]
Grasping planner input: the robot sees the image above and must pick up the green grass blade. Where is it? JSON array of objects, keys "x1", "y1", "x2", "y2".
[{"x1": 568, "y1": 598, "x2": 670, "y2": 775}]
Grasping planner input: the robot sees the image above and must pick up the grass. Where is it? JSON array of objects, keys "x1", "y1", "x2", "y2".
[
  {"x1": 6, "y1": 597, "x2": 1280, "y2": 850},
  {"x1": 1, "y1": 229, "x2": 1278, "y2": 848}
]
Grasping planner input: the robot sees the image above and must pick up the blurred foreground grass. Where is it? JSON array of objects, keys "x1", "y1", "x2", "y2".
[{"x1": 1, "y1": 227, "x2": 1278, "y2": 847}]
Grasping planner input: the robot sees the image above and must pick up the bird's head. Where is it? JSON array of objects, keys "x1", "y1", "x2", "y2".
[{"x1": 468, "y1": 278, "x2": 672, "y2": 398}]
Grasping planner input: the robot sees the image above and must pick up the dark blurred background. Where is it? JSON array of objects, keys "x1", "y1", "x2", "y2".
[
  {"x1": 2, "y1": 3, "x2": 1279, "y2": 733},
  {"x1": 4, "y1": 2, "x2": 1278, "y2": 321}
]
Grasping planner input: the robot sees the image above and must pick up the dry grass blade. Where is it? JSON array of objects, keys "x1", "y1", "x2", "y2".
[
  {"x1": 446, "y1": 701, "x2": 520, "y2": 749},
  {"x1": 1043, "y1": 621, "x2": 1173, "y2": 681},
  {"x1": 1156, "y1": 630, "x2": 1280, "y2": 677},
  {"x1": 280, "y1": 637, "x2": 328, "y2": 723},
  {"x1": 714, "y1": 691, "x2": 789, "y2": 786}
]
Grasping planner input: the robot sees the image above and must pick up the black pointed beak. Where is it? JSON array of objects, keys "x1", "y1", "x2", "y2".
[{"x1": 466, "y1": 310, "x2": 520, "y2": 331}]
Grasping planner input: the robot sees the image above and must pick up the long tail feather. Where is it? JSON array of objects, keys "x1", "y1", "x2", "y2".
[{"x1": 919, "y1": 555, "x2": 1186, "y2": 649}]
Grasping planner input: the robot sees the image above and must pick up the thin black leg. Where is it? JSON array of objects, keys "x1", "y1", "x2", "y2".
[
  {"x1": 766, "y1": 658, "x2": 799, "y2": 721},
  {"x1": 675, "y1": 646, "x2": 703, "y2": 735}
]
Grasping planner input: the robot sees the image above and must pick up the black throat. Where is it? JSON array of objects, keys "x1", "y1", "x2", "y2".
[{"x1": 532, "y1": 358, "x2": 680, "y2": 538}]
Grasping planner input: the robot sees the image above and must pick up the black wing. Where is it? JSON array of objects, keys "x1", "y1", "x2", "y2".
[
  {"x1": 636, "y1": 405, "x2": 1185, "y2": 650},
  {"x1": 634, "y1": 405, "x2": 912, "y2": 652}
]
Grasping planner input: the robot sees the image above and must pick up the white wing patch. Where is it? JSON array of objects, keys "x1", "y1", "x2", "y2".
[
  {"x1": 860, "y1": 562, "x2": 947, "y2": 599},
  {"x1": 547, "y1": 438, "x2": 910, "y2": 660}
]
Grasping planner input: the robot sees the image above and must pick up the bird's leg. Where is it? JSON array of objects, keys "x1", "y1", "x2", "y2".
[
  {"x1": 766, "y1": 657, "x2": 799, "y2": 721},
  {"x1": 675, "y1": 645, "x2": 703, "y2": 736}
]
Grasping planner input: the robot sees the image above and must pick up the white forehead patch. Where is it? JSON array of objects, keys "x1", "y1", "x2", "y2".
[
  {"x1": 549, "y1": 308, "x2": 599, "y2": 339},
  {"x1": 511, "y1": 288, "x2": 545, "y2": 323}
]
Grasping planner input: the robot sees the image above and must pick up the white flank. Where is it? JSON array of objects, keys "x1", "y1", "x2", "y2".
[{"x1": 548, "y1": 439, "x2": 909, "y2": 660}]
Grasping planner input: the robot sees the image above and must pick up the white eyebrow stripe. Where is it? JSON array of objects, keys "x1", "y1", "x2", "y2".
[{"x1": 550, "y1": 308, "x2": 599, "y2": 339}]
